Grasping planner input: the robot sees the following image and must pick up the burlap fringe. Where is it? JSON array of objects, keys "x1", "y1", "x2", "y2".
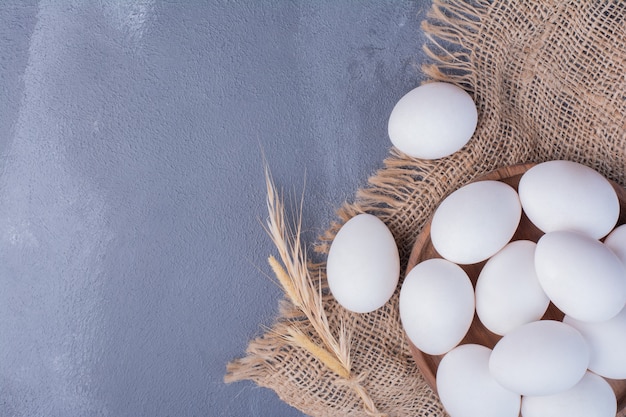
[
  {"x1": 225, "y1": 293, "x2": 387, "y2": 417},
  {"x1": 421, "y1": 0, "x2": 485, "y2": 88}
]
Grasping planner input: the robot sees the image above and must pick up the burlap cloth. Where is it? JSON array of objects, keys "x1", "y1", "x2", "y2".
[{"x1": 225, "y1": 1, "x2": 626, "y2": 416}]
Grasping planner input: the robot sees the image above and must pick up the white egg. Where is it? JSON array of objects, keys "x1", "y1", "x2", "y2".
[
  {"x1": 521, "y1": 371, "x2": 616, "y2": 417},
  {"x1": 399, "y1": 258, "x2": 474, "y2": 355},
  {"x1": 475, "y1": 240, "x2": 549, "y2": 335},
  {"x1": 564, "y1": 307, "x2": 626, "y2": 379},
  {"x1": 387, "y1": 82, "x2": 478, "y2": 159},
  {"x1": 518, "y1": 160, "x2": 619, "y2": 239},
  {"x1": 489, "y1": 320, "x2": 589, "y2": 396},
  {"x1": 430, "y1": 180, "x2": 521, "y2": 264},
  {"x1": 436, "y1": 344, "x2": 521, "y2": 417},
  {"x1": 535, "y1": 230, "x2": 626, "y2": 322},
  {"x1": 604, "y1": 224, "x2": 626, "y2": 266},
  {"x1": 326, "y1": 213, "x2": 400, "y2": 313}
]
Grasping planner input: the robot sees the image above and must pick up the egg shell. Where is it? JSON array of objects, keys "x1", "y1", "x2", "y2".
[
  {"x1": 535, "y1": 230, "x2": 626, "y2": 322},
  {"x1": 475, "y1": 240, "x2": 549, "y2": 335},
  {"x1": 604, "y1": 224, "x2": 626, "y2": 266},
  {"x1": 489, "y1": 320, "x2": 589, "y2": 396},
  {"x1": 326, "y1": 213, "x2": 400, "y2": 313},
  {"x1": 399, "y1": 258, "x2": 474, "y2": 355},
  {"x1": 518, "y1": 160, "x2": 619, "y2": 239},
  {"x1": 387, "y1": 82, "x2": 477, "y2": 159},
  {"x1": 564, "y1": 306, "x2": 626, "y2": 379},
  {"x1": 430, "y1": 180, "x2": 521, "y2": 265},
  {"x1": 436, "y1": 344, "x2": 521, "y2": 417},
  {"x1": 521, "y1": 371, "x2": 616, "y2": 417}
]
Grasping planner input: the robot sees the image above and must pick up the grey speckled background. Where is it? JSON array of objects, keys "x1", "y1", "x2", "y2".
[{"x1": 0, "y1": 1, "x2": 429, "y2": 416}]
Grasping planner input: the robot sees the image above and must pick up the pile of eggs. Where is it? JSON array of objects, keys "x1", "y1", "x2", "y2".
[
  {"x1": 325, "y1": 82, "x2": 626, "y2": 417},
  {"x1": 401, "y1": 160, "x2": 625, "y2": 417}
]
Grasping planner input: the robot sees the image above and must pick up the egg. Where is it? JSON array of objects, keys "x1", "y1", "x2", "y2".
[
  {"x1": 326, "y1": 213, "x2": 400, "y2": 313},
  {"x1": 399, "y1": 258, "x2": 474, "y2": 355},
  {"x1": 518, "y1": 160, "x2": 619, "y2": 239},
  {"x1": 564, "y1": 307, "x2": 626, "y2": 379},
  {"x1": 489, "y1": 320, "x2": 589, "y2": 396},
  {"x1": 387, "y1": 82, "x2": 478, "y2": 159},
  {"x1": 535, "y1": 230, "x2": 626, "y2": 322},
  {"x1": 475, "y1": 240, "x2": 549, "y2": 335},
  {"x1": 521, "y1": 371, "x2": 616, "y2": 417},
  {"x1": 430, "y1": 180, "x2": 521, "y2": 264},
  {"x1": 436, "y1": 344, "x2": 521, "y2": 417},
  {"x1": 604, "y1": 224, "x2": 626, "y2": 266}
]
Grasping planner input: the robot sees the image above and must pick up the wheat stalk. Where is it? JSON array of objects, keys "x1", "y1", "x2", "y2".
[
  {"x1": 263, "y1": 166, "x2": 351, "y2": 373},
  {"x1": 262, "y1": 166, "x2": 386, "y2": 417}
]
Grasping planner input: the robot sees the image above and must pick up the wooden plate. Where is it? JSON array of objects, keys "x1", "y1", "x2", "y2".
[{"x1": 406, "y1": 163, "x2": 626, "y2": 416}]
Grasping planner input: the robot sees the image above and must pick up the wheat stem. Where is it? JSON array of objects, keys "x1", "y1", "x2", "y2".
[
  {"x1": 263, "y1": 166, "x2": 351, "y2": 372},
  {"x1": 262, "y1": 165, "x2": 387, "y2": 416}
]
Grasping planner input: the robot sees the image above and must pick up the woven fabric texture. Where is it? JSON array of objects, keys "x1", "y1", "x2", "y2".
[{"x1": 226, "y1": 1, "x2": 626, "y2": 416}]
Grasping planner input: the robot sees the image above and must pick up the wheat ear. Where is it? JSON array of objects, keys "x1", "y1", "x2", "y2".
[
  {"x1": 284, "y1": 327, "x2": 351, "y2": 379},
  {"x1": 263, "y1": 166, "x2": 385, "y2": 417},
  {"x1": 262, "y1": 166, "x2": 350, "y2": 372}
]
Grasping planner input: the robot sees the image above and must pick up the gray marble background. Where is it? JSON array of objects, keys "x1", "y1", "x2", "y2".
[{"x1": 0, "y1": 1, "x2": 430, "y2": 416}]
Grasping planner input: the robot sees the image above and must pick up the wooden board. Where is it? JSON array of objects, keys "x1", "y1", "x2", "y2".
[{"x1": 406, "y1": 163, "x2": 626, "y2": 416}]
